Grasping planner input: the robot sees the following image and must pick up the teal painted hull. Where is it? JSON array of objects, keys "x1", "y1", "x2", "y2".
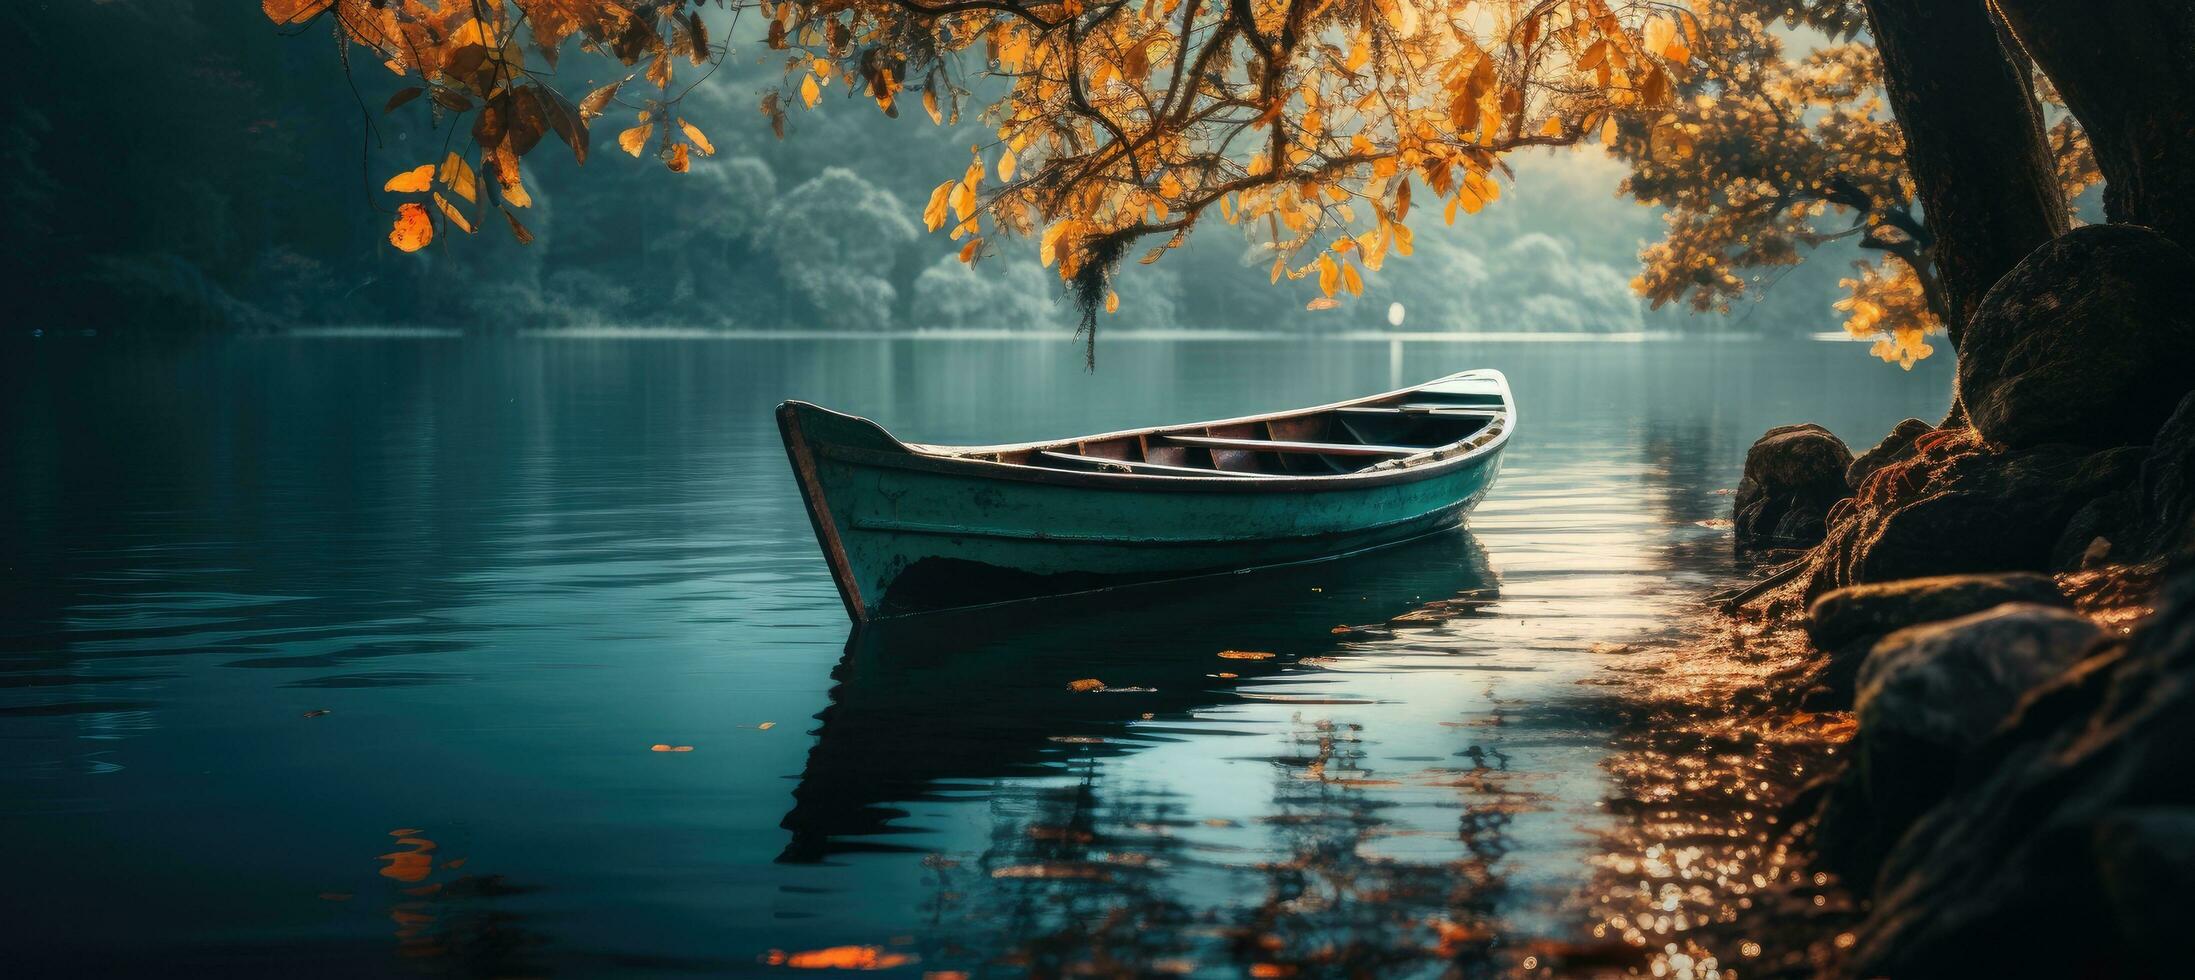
[{"x1": 780, "y1": 371, "x2": 1513, "y2": 621}]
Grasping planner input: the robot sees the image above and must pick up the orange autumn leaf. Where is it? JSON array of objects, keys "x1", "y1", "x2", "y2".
[
  {"x1": 262, "y1": 0, "x2": 330, "y2": 26},
  {"x1": 650, "y1": 743, "x2": 695, "y2": 752},
  {"x1": 436, "y1": 152, "x2": 477, "y2": 204},
  {"x1": 382, "y1": 164, "x2": 433, "y2": 194},
  {"x1": 666, "y1": 142, "x2": 690, "y2": 173},
  {"x1": 432, "y1": 191, "x2": 473, "y2": 234},
  {"x1": 618, "y1": 123, "x2": 653, "y2": 157},
  {"x1": 1217, "y1": 650, "x2": 1276, "y2": 660},
  {"x1": 678, "y1": 118, "x2": 714, "y2": 155},
  {"x1": 499, "y1": 206, "x2": 534, "y2": 245},
  {"x1": 1067, "y1": 678, "x2": 1105, "y2": 692},
  {"x1": 387, "y1": 202, "x2": 433, "y2": 252},
  {"x1": 763, "y1": 946, "x2": 917, "y2": 970}
]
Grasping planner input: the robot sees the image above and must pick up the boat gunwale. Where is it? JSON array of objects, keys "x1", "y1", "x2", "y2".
[{"x1": 788, "y1": 369, "x2": 1515, "y2": 494}]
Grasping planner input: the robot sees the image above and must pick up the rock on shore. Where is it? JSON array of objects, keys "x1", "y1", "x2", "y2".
[
  {"x1": 1844, "y1": 569, "x2": 2195, "y2": 979},
  {"x1": 1957, "y1": 225, "x2": 2195, "y2": 450},
  {"x1": 1816, "y1": 603, "x2": 2101, "y2": 885},
  {"x1": 1733, "y1": 423, "x2": 1853, "y2": 548}
]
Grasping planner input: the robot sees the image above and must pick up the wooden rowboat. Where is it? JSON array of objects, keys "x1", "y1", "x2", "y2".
[{"x1": 777, "y1": 369, "x2": 1514, "y2": 623}]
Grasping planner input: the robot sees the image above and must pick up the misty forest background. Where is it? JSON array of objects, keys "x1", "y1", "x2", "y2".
[{"x1": 21, "y1": 2, "x2": 1945, "y2": 337}]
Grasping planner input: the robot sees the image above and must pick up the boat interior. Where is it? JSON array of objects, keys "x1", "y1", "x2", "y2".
[{"x1": 942, "y1": 376, "x2": 1509, "y2": 479}]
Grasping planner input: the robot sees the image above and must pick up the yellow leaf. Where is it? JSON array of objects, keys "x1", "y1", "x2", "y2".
[
  {"x1": 619, "y1": 123, "x2": 653, "y2": 157},
  {"x1": 1068, "y1": 678, "x2": 1104, "y2": 693},
  {"x1": 382, "y1": 164, "x2": 433, "y2": 194},
  {"x1": 923, "y1": 87, "x2": 942, "y2": 125},
  {"x1": 1316, "y1": 254, "x2": 1339, "y2": 297},
  {"x1": 1306, "y1": 297, "x2": 1340, "y2": 311},
  {"x1": 1540, "y1": 115, "x2": 1564, "y2": 137},
  {"x1": 1601, "y1": 114, "x2": 1621, "y2": 145},
  {"x1": 666, "y1": 142, "x2": 690, "y2": 173},
  {"x1": 432, "y1": 192, "x2": 473, "y2": 234},
  {"x1": 953, "y1": 177, "x2": 978, "y2": 221},
  {"x1": 500, "y1": 175, "x2": 531, "y2": 209},
  {"x1": 1644, "y1": 17, "x2": 1676, "y2": 59},
  {"x1": 387, "y1": 202, "x2": 433, "y2": 252},
  {"x1": 679, "y1": 118, "x2": 714, "y2": 156},
  {"x1": 998, "y1": 147, "x2": 1017, "y2": 182},
  {"x1": 647, "y1": 54, "x2": 672, "y2": 90},
  {"x1": 1040, "y1": 221, "x2": 1075, "y2": 268},
  {"x1": 1342, "y1": 262, "x2": 1363, "y2": 296},
  {"x1": 923, "y1": 181, "x2": 954, "y2": 231},
  {"x1": 959, "y1": 237, "x2": 982, "y2": 263},
  {"x1": 437, "y1": 153, "x2": 477, "y2": 204},
  {"x1": 1104, "y1": 291, "x2": 1119, "y2": 314},
  {"x1": 800, "y1": 74, "x2": 821, "y2": 109}
]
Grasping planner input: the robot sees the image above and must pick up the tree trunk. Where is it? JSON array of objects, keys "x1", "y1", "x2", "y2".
[
  {"x1": 1995, "y1": 0, "x2": 2195, "y2": 250},
  {"x1": 1861, "y1": 0, "x2": 2069, "y2": 351}
]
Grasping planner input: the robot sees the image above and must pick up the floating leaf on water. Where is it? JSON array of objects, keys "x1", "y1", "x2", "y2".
[
  {"x1": 1067, "y1": 678, "x2": 1105, "y2": 692},
  {"x1": 650, "y1": 743, "x2": 695, "y2": 752},
  {"x1": 763, "y1": 946, "x2": 918, "y2": 970},
  {"x1": 1209, "y1": 672, "x2": 1238, "y2": 679},
  {"x1": 991, "y1": 863, "x2": 1110, "y2": 880},
  {"x1": 301, "y1": 708, "x2": 332, "y2": 718},
  {"x1": 388, "y1": 828, "x2": 420, "y2": 837},
  {"x1": 1046, "y1": 735, "x2": 1105, "y2": 744},
  {"x1": 1305, "y1": 297, "x2": 1340, "y2": 311},
  {"x1": 1217, "y1": 650, "x2": 1275, "y2": 660},
  {"x1": 387, "y1": 203, "x2": 433, "y2": 252},
  {"x1": 757, "y1": 722, "x2": 776, "y2": 730},
  {"x1": 382, "y1": 164, "x2": 433, "y2": 193}
]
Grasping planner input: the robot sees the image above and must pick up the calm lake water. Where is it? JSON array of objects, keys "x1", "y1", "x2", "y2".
[{"x1": 1, "y1": 335, "x2": 1949, "y2": 976}]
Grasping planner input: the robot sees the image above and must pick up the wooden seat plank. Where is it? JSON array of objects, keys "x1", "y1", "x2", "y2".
[
  {"x1": 1340, "y1": 406, "x2": 1504, "y2": 418},
  {"x1": 1037, "y1": 450, "x2": 1287, "y2": 478},
  {"x1": 1162, "y1": 435, "x2": 1424, "y2": 457}
]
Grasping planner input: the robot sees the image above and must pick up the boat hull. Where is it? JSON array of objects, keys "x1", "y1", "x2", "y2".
[{"x1": 778, "y1": 380, "x2": 1511, "y2": 622}]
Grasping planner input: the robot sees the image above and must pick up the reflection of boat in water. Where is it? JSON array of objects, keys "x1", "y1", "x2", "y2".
[
  {"x1": 776, "y1": 529, "x2": 1499, "y2": 863},
  {"x1": 778, "y1": 370, "x2": 1513, "y2": 622}
]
